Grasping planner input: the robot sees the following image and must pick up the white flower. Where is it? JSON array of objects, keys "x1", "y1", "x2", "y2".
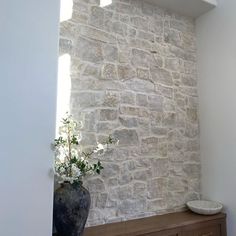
[
  {"x1": 71, "y1": 164, "x2": 81, "y2": 177},
  {"x1": 59, "y1": 126, "x2": 67, "y2": 135},
  {"x1": 94, "y1": 143, "x2": 106, "y2": 153},
  {"x1": 97, "y1": 143, "x2": 105, "y2": 150},
  {"x1": 71, "y1": 148, "x2": 78, "y2": 157},
  {"x1": 71, "y1": 164, "x2": 77, "y2": 172},
  {"x1": 76, "y1": 169, "x2": 81, "y2": 177}
]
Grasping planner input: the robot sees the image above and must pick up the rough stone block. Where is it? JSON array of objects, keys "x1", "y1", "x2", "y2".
[
  {"x1": 95, "y1": 193, "x2": 108, "y2": 208},
  {"x1": 133, "y1": 182, "x2": 147, "y2": 197},
  {"x1": 130, "y1": 16, "x2": 149, "y2": 30},
  {"x1": 170, "y1": 20, "x2": 188, "y2": 32},
  {"x1": 116, "y1": 186, "x2": 133, "y2": 200},
  {"x1": 120, "y1": 91, "x2": 135, "y2": 105},
  {"x1": 128, "y1": 27, "x2": 137, "y2": 37},
  {"x1": 186, "y1": 139, "x2": 200, "y2": 152},
  {"x1": 147, "y1": 178, "x2": 168, "y2": 199},
  {"x1": 125, "y1": 79, "x2": 155, "y2": 93},
  {"x1": 185, "y1": 123, "x2": 199, "y2": 138},
  {"x1": 117, "y1": 65, "x2": 135, "y2": 80},
  {"x1": 99, "y1": 109, "x2": 118, "y2": 121},
  {"x1": 119, "y1": 116, "x2": 138, "y2": 128},
  {"x1": 72, "y1": 92, "x2": 104, "y2": 108},
  {"x1": 132, "y1": 48, "x2": 152, "y2": 68},
  {"x1": 148, "y1": 95, "x2": 163, "y2": 111},
  {"x1": 86, "y1": 178, "x2": 105, "y2": 193},
  {"x1": 116, "y1": 2, "x2": 134, "y2": 15},
  {"x1": 79, "y1": 25, "x2": 116, "y2": 44},
  {"x1": 147, "y1": 199, "x2": 167, "y2": 211},
  {"x1": 181, "y1": 74, "x2": 197, "y2": 87},
  {"x1": 138, "y1": 118, "x2": 150, "y2": 136},
  {"x1": 73, "y1": 1, "x2": 89, "y2": 14},
  {"x1": 75, "y1": 37, "x2": 103, "y2": 63},
  {"x1": 136, "y1": 68, "x2": 150, "y2": 81},
  {"x1": 108, "y1": 178, "x2": 118, "y2": 187},
  {"x1": 118, "y1": 173, "x2": 133, "y2": 185},
  {"x1": 158, "y1": 85, "x2": 173, "y2": 99},
  {"x1": 141, "y1": 137, "x2": 159, "y2": 154},
  {"x1": 71, "y1": 11, "x2": 89, "y2": 24},
  {"x1": 164, "y1": 29, "x2": 182, "y2": 48},
  {"x1": 141, "y1": 1, "x2": 153, "y2": 15},
  {"x1": 137, "y1": 30, "x2": 155, "y2": 42},
  {"x1": 165, "y1": 58, "x2": 183, "y2": 72},
  {"x1": 102, "y1": 63, "x2": 117, "y2": 80},
  {"x1": 133, "y1": 169, "x2": 150, "y2": 181},
  {"x1": 150, "y1": 158, "x2": 169, "y2": 177},
  {"x1": 168, "y1": 177, "x2": 187, "y2": 192},
  {"x1": 183, "y1": 163, "x2": 200, "y2": 179},
  {"x1": 150, "y1": 66, "x2": 173, "y2": 86},
  {"x1": 89, "y1": 6, "x2": 104, "y2": 29},
  {"x1": 118, "y1": 199, "x2": 146, "y2": 215},
  {"x1": 151, "y1": 126, "x2": 168, "y2": 136},
  {"x1": 169, "y1": 45, "x2": 196, "y2": 62},
  {"x1": 120, "y1": 106, "x2": 139, "y2": 116},
  {"x1": 80, "y1": 132, "x2": 96, "y2": 146},
  {"x1": 103, "y1": 92, "x2": 120, "y2": 107},
  {"x1": 187, "y1": 108, "x2": 198, "y2": 123},
  {"x1": 96, "y1": 122, "x2": 120, "y2": 133},
  {"x1": 120, "y1": 14, "x2": 130, "y2": 24},
  {"x1": 136, "y1": 94, "x2": 148, "y2": 107},
  {"x1": 82, "y1": 64, "x2": 101, "y2": 78},
  {"x1": 111, "y1": 21, "x2": 127, "y2": 36},
  {"x1": 101, "y1": 163, "x2": 120, "y2": 178},
  {"x1": 102, "y1": 44, "x2": 118, "y2": 62},
  {"x1": 113, "y1": 129, "x2": 139, "y2": 146},
  {"x1": 59, "y1": 38, "x2": 72, "y2": 54},
  {"x1": 163, "y1": 112, "x2": 176, "y2": 127},
  {"x1": 149, "y1": 19, "x2": 163, "y2": 34},
  {"x1": 129, "y1": 38, "x2": 152, "y2": 51}
]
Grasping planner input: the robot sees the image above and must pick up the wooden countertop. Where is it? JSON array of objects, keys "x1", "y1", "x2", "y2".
[{"x1": 84, "y1": 211, "x2": 226, "y2": 236}]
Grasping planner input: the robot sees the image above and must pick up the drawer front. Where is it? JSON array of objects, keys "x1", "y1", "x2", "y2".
[
  {"x1": 140, "y1": 229, "x2": 180, "y2": 236},
  {"x1": 195, "y1": 225, "x2": 220, "y2": 236},
  {"x1": 183, "y1": 225, "x2": 221, "y2": 236}
]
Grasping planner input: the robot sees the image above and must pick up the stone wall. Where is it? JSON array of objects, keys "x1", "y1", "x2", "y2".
[{"x1": 59, "y1": 0, "x2": 200, "y2": 226}]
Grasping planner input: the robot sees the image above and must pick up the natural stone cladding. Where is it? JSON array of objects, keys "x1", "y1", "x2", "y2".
[{"x1": 60, "y1": 0, "x2": 201, "y2": 227}]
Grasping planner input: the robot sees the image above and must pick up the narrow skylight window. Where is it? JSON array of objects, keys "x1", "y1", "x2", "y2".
[
  {"x1": 100, "y1": 0, "x2": 112, "y2": 8},
  {"x1": 56, "y1": 54, "x2": 71, "y2": 134},
  {"x1": 60, "y1": 0, "x2": 73, "y2": 22}
]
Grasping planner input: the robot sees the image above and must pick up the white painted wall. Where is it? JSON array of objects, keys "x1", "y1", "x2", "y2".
[
  {"x1": 0, "y1": 1, "x2": 60, "y2": 236},
  {"x1": 196, "y1": 0, "x2": 236, "y2": 235}
]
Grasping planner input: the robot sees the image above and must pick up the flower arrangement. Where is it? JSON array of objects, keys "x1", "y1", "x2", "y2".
[{"x1": 54, "y1": 114, "x2": 117, "y2": 185}]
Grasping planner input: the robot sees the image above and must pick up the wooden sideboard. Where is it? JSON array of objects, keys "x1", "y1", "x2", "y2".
[{"x1": 84, "y1": 211, "x2": 226, "y2": 236}]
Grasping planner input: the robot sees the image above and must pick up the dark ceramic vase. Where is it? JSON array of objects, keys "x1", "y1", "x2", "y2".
[{"x1": 53, "y1": 183, "x2": 91, "y2": 236}]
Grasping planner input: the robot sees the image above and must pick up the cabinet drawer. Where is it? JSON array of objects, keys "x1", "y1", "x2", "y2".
[
  {"x1": 140, "y1": 229, "x2": 180, "y2": 236},
  {"x1": 183, "y1": 225, "x2": 220, "y2": 236},
  {"x1": 195, "y1": 225, "x2": 220, "y2": 236}
]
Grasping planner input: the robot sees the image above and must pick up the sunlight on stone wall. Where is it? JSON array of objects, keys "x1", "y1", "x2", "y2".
[
  {"x1": 56, "y1": 54, "x2": 71, "y2": 133},
  {"x1": 100, "y1": 0, "x2": 112, "y2": 8},
  {"x1": 60, "y1": 0, "x2": 73, "y2": 22}
]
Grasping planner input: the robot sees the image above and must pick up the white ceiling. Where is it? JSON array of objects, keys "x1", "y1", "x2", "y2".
[{"x1": 145, "y1": 0, "x2": 217, "y2": 18}]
